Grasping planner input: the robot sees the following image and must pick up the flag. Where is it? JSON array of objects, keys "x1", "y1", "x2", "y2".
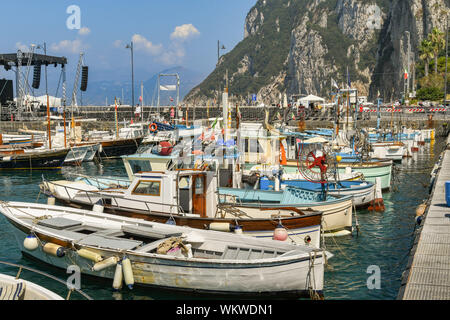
[
  {"x1": 331, "y1": 78, "x2": 339, "y2": 90},
  {"x1": 404, "y1": 69, "x2": 408, "y2": 80},
  {"x1": 211, "y1": 116, "x2": 219, "y2": 129},
  {"x1": 159, "y1": 85, "x2": 177, "y2": 91}
]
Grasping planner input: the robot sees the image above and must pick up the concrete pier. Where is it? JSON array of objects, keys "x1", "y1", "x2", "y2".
[{"x1": 398, "y1": 134, "x2": 450, "y2": 299}]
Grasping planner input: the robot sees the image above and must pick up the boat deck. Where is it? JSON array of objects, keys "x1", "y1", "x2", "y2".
[{"x1": 398, "y1": 135, "x2": 450, "y2": 300}]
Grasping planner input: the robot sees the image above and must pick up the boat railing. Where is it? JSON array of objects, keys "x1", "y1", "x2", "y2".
[
  {"x1": 41, "y1": 179, "x2": 184, "y2": 215},
  {"x1": 67, "y1": 173, "x2": 131, "y2": 188},
  {"x1": 0, "y1": 260, "x2": 92, "y2": 300}
]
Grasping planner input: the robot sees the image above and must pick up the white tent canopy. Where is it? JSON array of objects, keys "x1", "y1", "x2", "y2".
[
  {"x1": 297, "y1": 94, "x2": 325, "y2": 103},
  {"x1": 15, "y1": 95, "x2": 62, "y2": 107}
]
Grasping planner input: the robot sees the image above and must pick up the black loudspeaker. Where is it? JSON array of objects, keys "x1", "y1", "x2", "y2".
[
  {"x1": 0, "y1": 79, "x2": 13, "y2": 104},
  {"x1": 32, "y1": 63, "x2": 41, "y2": 89},
  {"x1": 80, "y1": 66, "x2": 88, "y2": 91}
]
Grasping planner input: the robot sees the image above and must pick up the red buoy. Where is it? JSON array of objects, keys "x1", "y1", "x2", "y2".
[{"x1": 273, "y1": 224, "x2": 288, "y2": 241}]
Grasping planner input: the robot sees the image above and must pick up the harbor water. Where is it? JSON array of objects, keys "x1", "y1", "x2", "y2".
[{"x1": 0, "y1": 138, "x2": 446, "y2": 300}]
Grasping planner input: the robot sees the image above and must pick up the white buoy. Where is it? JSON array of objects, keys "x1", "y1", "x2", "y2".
[
  {"x1": 93, "y1": 256, "x2": 118, "y2": 272},
  {"x1": 112, "y1": 262, "x2": 123, "y2": 291},
  {"x1": 47, "y1": 196, "x2": 55, "y2": 206},
  {"x1": 77, "y1": 248, "x2": 103, "y2": 263},
  {"x1": 209, "y1": 223, "x2": 231, "y2": 232},
  {"x1": 23, "y1": 235, "x2": 39, "y2": 251},
  {"x1": 234, "y1": 225, "x2": 243, "y2": 234},
  {"x1": 122, "y1": 256, "x2": 134, "y2": 290}
]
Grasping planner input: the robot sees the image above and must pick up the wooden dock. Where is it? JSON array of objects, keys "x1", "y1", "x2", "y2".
[{"x1": 398, "y1": 135, "x2": 450, "y2": 299}]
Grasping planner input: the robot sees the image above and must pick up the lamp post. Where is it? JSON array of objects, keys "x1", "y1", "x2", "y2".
[
  {"x1": 217, "y1": 41, "x2": 226, "y2": 107},
  {"x1": 217, "y1": 40, "x2": 226, "y2": 64},
  {"x1": 444, "y1": 15, "x2": 449, "y2": 108},
  {"x1": 125, "y1": 41, "x2": 135, "y2": 119}
]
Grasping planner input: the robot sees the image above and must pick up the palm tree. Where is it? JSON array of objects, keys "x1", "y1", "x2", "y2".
[
  {"x1": 420, "y1": 39, "x2": 434, "y2": 77},
  {"x1": 429, "y1": 27, "x2": 446, "y2": 74}
]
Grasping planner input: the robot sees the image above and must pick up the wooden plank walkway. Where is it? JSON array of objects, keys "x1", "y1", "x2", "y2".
[{"x1": 398, "y1": 135, "x2": 450, "y2": 299}]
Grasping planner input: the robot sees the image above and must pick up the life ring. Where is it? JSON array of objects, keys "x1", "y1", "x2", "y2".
[{"x1": 149, "y1": 123, "x2": 158, "y2": 132}]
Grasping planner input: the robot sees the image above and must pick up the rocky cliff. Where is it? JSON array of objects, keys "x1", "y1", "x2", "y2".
[{"x1": 185, "y1": 0, "x2": 450, "y2": 104}]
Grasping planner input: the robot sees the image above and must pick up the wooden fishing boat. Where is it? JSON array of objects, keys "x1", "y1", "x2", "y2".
[
  {"x1": 0, "y1": 273, "x2": 64, "y2": 300},
  {"x1": 0, "y1": 148, "x2": 69, "y2": 170},
  {"x1": 218, "y1": 186, "x2": 353, "y2": 235},
  {"x1": 40, "y1": 170, "x2": 324, "y2": 247},
  {"x1": 0, "y1": 201, "x2": 330, "y2": 298}
]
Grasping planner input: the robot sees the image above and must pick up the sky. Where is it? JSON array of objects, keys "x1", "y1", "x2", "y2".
[{"x1": 0, "y1": 0, "x2": 256, "y2": 97}]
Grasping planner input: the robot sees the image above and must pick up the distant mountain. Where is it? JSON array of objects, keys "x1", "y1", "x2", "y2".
[
  {"x1": 81, "y1": 66, "x2": 206, "y2": 106},
  {"x1": 185, "y1": 0, "x2": 450, "y2": 104},
  {"x1": 143, "y1": 66, "x2": 206, "y2": 106}
]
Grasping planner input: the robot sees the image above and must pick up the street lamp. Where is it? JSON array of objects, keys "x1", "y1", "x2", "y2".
[
  {"x1": 216, "y1": 41, "x2": 226, "y2": 107},
  {"x1": 217, "y1": 41, "x2": 226, "y2": 65},
  {"x1": 125, "y1": 41, "x2": 135, "y2": 119}
]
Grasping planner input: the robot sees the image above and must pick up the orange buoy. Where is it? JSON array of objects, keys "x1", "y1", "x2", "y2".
[{"x1": 149, "y1": 123, "x2": 158, "y2": 132}]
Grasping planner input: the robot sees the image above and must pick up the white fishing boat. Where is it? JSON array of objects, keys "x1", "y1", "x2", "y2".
[
  {"x1": 40, "y1": 170, "x2": 324, "y2": 247},
  {"x1": 0, "y1": 260, "x2": 91, "y2": 300},
  {"x1": 0, "y1": 273, "x2": 64, "y2": 300},
  {"x1": 0, "y1": 201, "x2": 331, "y2": 298},
  {"x1": 370, "y1": 142, "x2": 405, "y2": 162}
]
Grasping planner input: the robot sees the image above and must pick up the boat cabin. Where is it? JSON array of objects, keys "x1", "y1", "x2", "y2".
[
  {"x1": 122, "y1": 153, "x2": 195, "y2": 180},
  {"x1": 116, "y1": 170, "x2": 218, "y2": 217}
]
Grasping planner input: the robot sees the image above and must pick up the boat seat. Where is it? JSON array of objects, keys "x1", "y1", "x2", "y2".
[
  {"x1": 37, "y1": 226, "x2": 89, "y2": 242},
  {"x1": 37, "y1": 217, "x2": 82, "y2": 230},
  {"x1": 221, "y1": 246, "x2": 280, "y2": 260},
  {"x1": 0, "y1": 281, "x2": 26, "y2": 300},
  {"x1": 122, "y1": 225, "x2": 183, "y2": 240},
  {"x1": 78, "y1": 235, "x2": 142, "y2": 251}
]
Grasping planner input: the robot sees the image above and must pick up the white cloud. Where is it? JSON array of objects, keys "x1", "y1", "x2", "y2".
[
  {"x1": 50, "y1": 39, "x2": 85, "y2": 54},
  {"x1": 170, "y1": 24, "x2": 200, "y2": 42},
  {"x1": 113, "y1": 40, "x2": 123, "y2": 48},
  {"x1": 131, "y1": 34, "x2": 163, "y2": 55},
  {"x1": 159, "y1": 43, "x2": 186, "y2": 65},
  {"x1": 15, "y1": 42, "x2": 29, "y2": 51},
  {"x1": 78, "y1": 27, "x2": 91, "y2": 36}
]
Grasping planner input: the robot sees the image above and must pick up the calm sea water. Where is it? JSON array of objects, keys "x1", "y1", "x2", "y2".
[{"x1": 0, "y1": 138, "x2": 445, "y2": 300}]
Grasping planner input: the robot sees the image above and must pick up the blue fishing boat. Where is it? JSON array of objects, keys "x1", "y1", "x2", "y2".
[
  {"x1": 218, "y1": 186, "x2": 353, "y2": 235},
  {"x1": 258, "y1": 178, "x2": 375, "y2": 207}
]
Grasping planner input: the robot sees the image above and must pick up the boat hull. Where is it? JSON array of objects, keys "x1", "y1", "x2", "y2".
[
  {"x1": 0, "y1": 149, "x2": 68, "y2": 170},
  {"x1": 4, "y1": 210, "x2": 325, "y2": 297},
  {"x1": 219, "y1": 188, "x2": 353, "y2": 234},
  {"x1": 99, "y1": 137, "x2": 144, "y2": 158}
]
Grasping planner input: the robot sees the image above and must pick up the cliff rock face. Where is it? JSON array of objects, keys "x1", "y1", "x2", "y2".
[{"x1": 185, "y1": 0, "x2": 450, "y2": 104}]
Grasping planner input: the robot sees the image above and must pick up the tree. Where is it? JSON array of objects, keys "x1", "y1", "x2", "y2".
[
  {"x1": 429, "y1": 27, "x2": 446, "y2": 74},
  {"x1": 416, "y1": 86, "x2": 443, "y2": 101},
  {"x1": 419, "y1": 39, "x2": 434, "y2": 77}
]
